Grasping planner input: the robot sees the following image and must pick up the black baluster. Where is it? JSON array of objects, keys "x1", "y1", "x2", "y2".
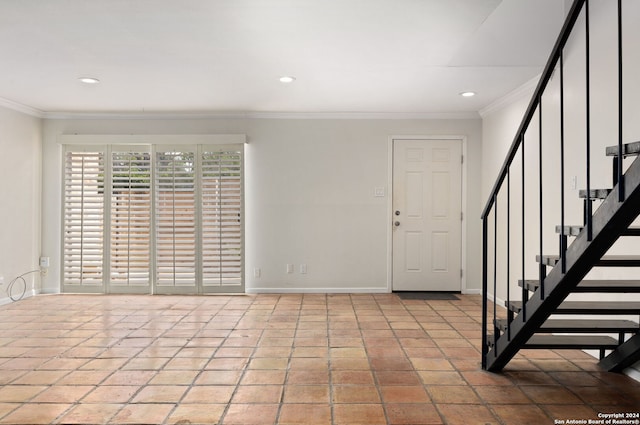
[
  {"x1": 507, "y1": 171, "x2": 511, "y2": 340},
  {"x1": 618, "y1": 0, "x2": 624, "y2": 201},
  {"x1": 539, "y1": 102, "x2": 545, "y2": 300},
  {"x1": 585, "y1": 0, "x2": 593, "y2": 241},
  {"x1": 521, "y1": 136, "x2": 527, "y2": 322},
  {"x1": 560, "y1": 52, "x2": 567, "y2": 274},
  {"x1": 493, "y1": 194, "x2": 498, "y2": 356}
]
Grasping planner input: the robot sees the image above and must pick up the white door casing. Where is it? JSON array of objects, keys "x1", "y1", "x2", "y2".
[{"x1": 392, "y1": 138, "x2": 462, "y2": 291}]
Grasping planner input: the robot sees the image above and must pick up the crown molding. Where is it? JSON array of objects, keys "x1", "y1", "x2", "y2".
[
  {"x1": 479, "y1": 74, "x2": 541, "y2": 118},
  {"x1": 0, "y1": 97, "x2": 44, "y2": 118},
  {"x1": 43, "y1": 111, "x2": 247, "y2": 120},
  {"x1": 57, "y1": 134, "x2": 247, "y2": 145},
  {"x1": 42, "y1": 110, "x2": 481, "y2": 120},
  {"x1": 242, "y1": 111, "x2": 481, "y2": 120},
  {"x1": 0, "y1": 97, "x2": 481, "y2": 121}
]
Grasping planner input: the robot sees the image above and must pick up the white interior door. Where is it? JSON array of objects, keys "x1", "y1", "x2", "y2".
[{"x1": 392, "y1": 139, "x2": 462, "y2": 291}]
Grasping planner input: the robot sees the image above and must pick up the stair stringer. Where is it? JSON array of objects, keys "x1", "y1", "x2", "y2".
[
  {"x1": 486, "y1": 155, "x2": 640, "y2": 371},
  {"x1": 599, "y1": 334, "x2": 640, "y2": 372}
]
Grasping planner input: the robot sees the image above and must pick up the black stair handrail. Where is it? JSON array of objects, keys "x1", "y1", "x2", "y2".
[
  {"x1": 481, "y1": 0, "x2": 585, "y2": 220},
  {"x1": 481, "y1": 0, "x2": 626, "y2": 370}
]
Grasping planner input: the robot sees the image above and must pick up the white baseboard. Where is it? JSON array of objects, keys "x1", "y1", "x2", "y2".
[
  {"x1": 487, "y1": 293, "x2": 505, "y2": 309},
  {"x1": 246, "y1": 287, "x2": 389, "y2": 294},
  {"x1": 249, "y1": 287, "x2": 482, "y2": 295},
  {"x1": 462, "y1": 288, "x2": 481, "y2": 295},
  {"x1": 624, "y1": 366, "x2": 640, "y2": 383},
  {"x1": 0, "y1": 288, "x2": 39, "y2": 305}
]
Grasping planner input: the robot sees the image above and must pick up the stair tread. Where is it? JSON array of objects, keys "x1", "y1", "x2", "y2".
[
  {"x1": 606, "y1": 141, "x2": 640, "y2": 157},
  {"x1": 555, "y1": 225, "x2": 640, "y2": 236},
  {"x1": 623, "y1": 227, "x2": 640, "y2": 236},
  {"x1": 495, "y1": 318, "x2": 638, "y2": 332},
  {"x1": 524, "y1": 334, "x2": 620, "y2": 349},
  {"x1": 519, "y1": 279, "x2": 640, "y2": 293},
  {"x1": 537, "y1": 254, "x2": 640, "y2": 267},
  {"x1": 578, "y1": 188, "x2": 612, "y2": 199},
  {"x1": 507, "y1": 300, "x2": 640, "y2": 314},
  {"x1": 555, "y1": 225, "x2": 583, "y2": 236},
  {"x1": 488, "y1": 334, "x2": 620, "y2": 349}
]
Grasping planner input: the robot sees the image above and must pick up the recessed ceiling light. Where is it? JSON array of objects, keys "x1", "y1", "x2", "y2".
[
  {"x1": 460, "y1": 91, "x2": 476, "y2": 97},
  {"x1": 78, "y1": 77, "x2": 100, "y2": 84},
  {"x1": 279, "y1": 76, "x2": 296, "y2": 84}
]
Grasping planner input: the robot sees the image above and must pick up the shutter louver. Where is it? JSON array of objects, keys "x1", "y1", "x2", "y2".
[
  {"x1": 156, "y1": 151, "x2": 197, "y2": 286},
  {"x1": 63, "y1": 150, "x2": 105, "y2": 286},
  {"x1": 202, "y1": 149, "x2": 243, "y2": 287},
  {"x1": 110, "y1": 150, "x2": 151, "y2": 287}
]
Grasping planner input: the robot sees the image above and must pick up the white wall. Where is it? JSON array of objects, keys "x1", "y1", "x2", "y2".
[
  {"x1": 481, "y1": 0, "x2": 640, "y2": 377},
  {"x1": 41, "y1": 116, "x2": 482, "y2": 294},
  {"x1": 0, "y1": 105, "x2": 42, "y2": 304}
]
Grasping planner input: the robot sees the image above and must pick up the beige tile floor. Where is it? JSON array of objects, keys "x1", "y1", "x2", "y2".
[{"x1": 0, "y1": 293, "x2": 637, "y2": 424}]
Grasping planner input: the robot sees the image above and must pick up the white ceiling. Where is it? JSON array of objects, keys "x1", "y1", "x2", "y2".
[{"x1": 0, "y1": 0, "x2": 566, "y2": 116}]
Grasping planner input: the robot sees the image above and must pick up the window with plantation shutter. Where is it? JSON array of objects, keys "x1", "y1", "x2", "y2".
[
  {"x1": 155, "y1": 149, "x2": 197, "y2": 288},
  {"x1": 110, "y1": 148, "x2": 151, "y2": 289},
  {"x1": 202, "y1": 148, "x2": 243, "y2": 287},
  {"x1": 63, "y1": 149, "x2": 105, "y2": 287},
  {"x1": 62, "y1": 139, "x2": 244, "y2": 294}
]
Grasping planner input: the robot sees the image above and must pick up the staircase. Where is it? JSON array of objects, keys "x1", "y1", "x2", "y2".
[
  {"x1": 485, "y1": 141, "x2": 640, "y2": 372},
  {"x1": 481, "y1": 0, "x2": 640, "y2": 373}
]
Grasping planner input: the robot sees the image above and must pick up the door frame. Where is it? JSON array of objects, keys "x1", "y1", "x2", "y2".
[{"x1": 387, "y1": 135, "x2": 468, "y2": 293}]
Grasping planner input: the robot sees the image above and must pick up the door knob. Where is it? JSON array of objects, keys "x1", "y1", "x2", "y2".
[
  {"x1": 395, "y1": 210, "x2": 401, "y2": 216},
  {"x1": 394, "y1": 221, "x2": 401, "y2": 227}
]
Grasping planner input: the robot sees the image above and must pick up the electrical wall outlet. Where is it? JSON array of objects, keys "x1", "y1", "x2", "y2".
[
  {"x1": 300, "y1": 264, "x2": 307, "y2": 274},
  {"x1": 253, "y1": 268, "x2": 261, "y2": 278}
]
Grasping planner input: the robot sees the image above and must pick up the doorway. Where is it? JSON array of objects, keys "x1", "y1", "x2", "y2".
[{"x1": 391, "y1": 138, "x2": 462, "y2": 291}]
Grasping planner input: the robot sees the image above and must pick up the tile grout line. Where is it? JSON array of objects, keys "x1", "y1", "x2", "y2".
[{"x1": 160, "y1": 297, "x2": 224, "y2": 424}]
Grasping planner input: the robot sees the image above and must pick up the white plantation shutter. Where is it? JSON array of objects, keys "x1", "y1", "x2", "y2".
[
  {"x1": 110, "y1": 148, "x2": 151, "y2": 288},
  {"x1": 63, "y1": 148, "x2": 105, "y2": 286},
  {"x1": 155, "y1": 149, "x2": 197, "y2": 286},
  {"x1": 62, "y1": 140, "x2": 244, "y2": 294},
  {"x1": 201, "y1": 148, "x2": 243, "y2": 287}
]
